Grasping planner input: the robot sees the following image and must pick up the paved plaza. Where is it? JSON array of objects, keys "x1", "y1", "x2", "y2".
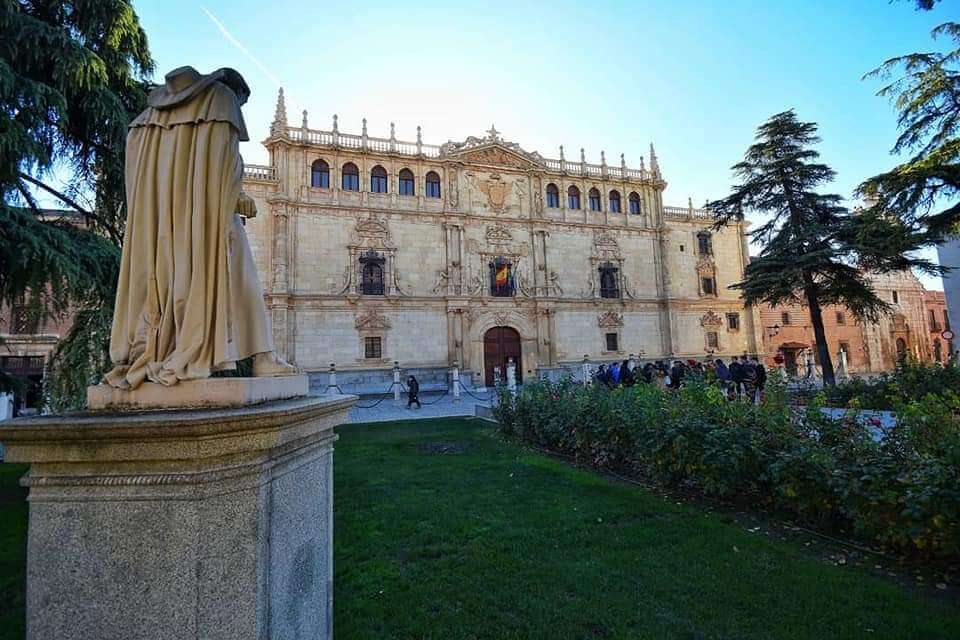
[{"x1": 332, "y1": 390, "x2": 494, "y2": 423}]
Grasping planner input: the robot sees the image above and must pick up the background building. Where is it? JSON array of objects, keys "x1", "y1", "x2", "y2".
[
  {"x1": 761, "y1": 270, "x2": 951, "y2": 375},
  {"x1": 240, "y1": 92, "x2": 763, "y2": 392}
]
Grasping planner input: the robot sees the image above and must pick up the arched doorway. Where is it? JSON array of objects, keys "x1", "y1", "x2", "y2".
[
  {"x1": 895, "y1": 337, "x2": 908, "y2": 361},
  {"x1": 483, "y1": 326, "x2": 522, "y2": 387}
]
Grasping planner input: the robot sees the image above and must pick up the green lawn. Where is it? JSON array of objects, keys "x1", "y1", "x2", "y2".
[
  {"x1": 334, "y1": 418, "x2": 960, "y2": 639},
  {"x1": 1, "y1": 418, "x2": 958, "y2": 639}
]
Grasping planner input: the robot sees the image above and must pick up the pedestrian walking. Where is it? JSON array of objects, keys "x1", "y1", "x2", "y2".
[{"x1": 406, "y1": 375, "x2": 421, "y2": 409}]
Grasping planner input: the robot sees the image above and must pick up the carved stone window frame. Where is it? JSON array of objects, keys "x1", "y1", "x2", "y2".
[{"x1": 355, "y1": 309, "x2": 392, "y2": 365}]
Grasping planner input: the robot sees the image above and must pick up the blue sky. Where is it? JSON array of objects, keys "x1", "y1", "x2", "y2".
[{"x1": 135, "y1": 0, "x2": 955, "y2": 288}]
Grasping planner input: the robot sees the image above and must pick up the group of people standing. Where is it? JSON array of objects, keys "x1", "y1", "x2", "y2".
[{"x1": 594, "y1": 355, "x2": 767, "y2": 402}]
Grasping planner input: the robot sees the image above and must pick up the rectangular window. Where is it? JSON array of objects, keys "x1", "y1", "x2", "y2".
[
  {"x1": 781, "y1": 311, "x2": 791, "y2": 325},
  {"x1": 9, "y1": 303, "x2": 38, "y2": 334},
  {"x1": 726, "y1": 313, "x2": 740, "y2": 331},
  {"x1": 342, "y1": 173, "x2": 359, "y2": 191},
  {"x1": 835, "y1": 312, "x2": 845, "y2": 325},
  {"x1": 371, "y1": 175, "x2": 388, "y2": 193},
  {"x1": 364, "y1": 336, "x2": 382, "y2": 359},
  {"x1": 426, "y1": 180, "x2": 441, "y2": 198},
  {"x1": 945, "y1": 310, "x2": 951, "y2": 331},
  {"x1": 701, "y1": 277, "x2": 716, "y2": 295},
  {"x1": 706, "y1": 331, "x2": 719, "y2": 350},
  {"x1": 892, "y1": 291, "x2": 899, "y2": 304},
  {"x1": 697, "y1": 233, "x2": 712, "y2": 255},
  {"x1": 605, "y1": 332, "x2": 619, "y2": 352}
]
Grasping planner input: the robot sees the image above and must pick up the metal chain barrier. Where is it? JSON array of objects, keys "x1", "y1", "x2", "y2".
[
  {"x1": 456, "y1": 378, "x2": 493, "y2": 401},
  {"x1": 349, "y1": 381, "x2": 402, "y2": 409}
]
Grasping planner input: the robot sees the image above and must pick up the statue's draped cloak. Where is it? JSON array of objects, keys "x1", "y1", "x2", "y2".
[{"x1": 105, "y1": 81, "x2": 271, "y2": 389}]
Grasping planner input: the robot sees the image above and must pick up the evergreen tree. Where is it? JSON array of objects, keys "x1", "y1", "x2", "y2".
[
  {"x1": 858, "y1": 20, "x2": 960, "y2": 247},
  {"x1": 707, "y1": 111, "x2": 890, "y2": 386},
  {"x1": 0, "y1": 0, "x2": 153, "y2": 407}
]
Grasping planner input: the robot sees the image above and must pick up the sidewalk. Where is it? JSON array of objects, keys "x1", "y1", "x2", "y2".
[{"x1": 336, "y1": 390, "x2": 494, "y2": 424}]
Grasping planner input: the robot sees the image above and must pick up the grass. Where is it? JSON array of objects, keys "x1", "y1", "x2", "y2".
[
  {"x1": 1, "y1": 417, "x2": 958, "y2": 639},
  {"x1": 0, "y1": 463, "x2": 27, "y2": 640},
  {"x1": 334, "y1": 418, "x2": 960, "y2": 639}
]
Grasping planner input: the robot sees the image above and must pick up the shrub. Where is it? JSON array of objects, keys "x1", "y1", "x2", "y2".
[{"x1": 494, "y1": 373, "x2": 960, "y2": 560}]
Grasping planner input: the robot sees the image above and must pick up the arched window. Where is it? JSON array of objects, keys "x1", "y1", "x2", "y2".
[
  {"x1": 588, "y1": 188, "x2": 602, "y2": 212},
  {"x1": 697, "y1": 231, "x2": 713, "y2": 255},
  {"x1": 628, "y1": 192, "x2": 641, "y2": 215},
  {"x1": 599, "y1": 262, "x2": 619, "y2": 298},
  {"x1": 546, "y1": 183, "x2": 560, "y2": 208},
  {"x1": 311, "y1": 159, "x2": 330, "y2": 188},
  {"x1": 371, "y1": 165, "x2": 388, "y2": 193},
  {"x1": 342, "y1": 162, "x2": 359, "y2": 191},
  {"x1": 568, "y1": 185, "x2": 581, "y2": 210},
  {"x1": 360, "y1": 250, "x2": 385, "y2": 295},
  {"x1": 609, "y1": 190, "x2": 621, "y2": 213},
  {"x1": 398, "y1": 168, "x2": 415, "y2": 196},
  {"x1": 425, "y1": 171, "x2": 441, "y2": 198}
]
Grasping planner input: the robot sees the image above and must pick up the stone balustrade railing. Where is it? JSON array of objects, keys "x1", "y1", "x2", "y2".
[
  {"x1": 663, "y1": 205, "x2": 713, "y2": 221},
  {"x1": 278, "y1": 124, "x2": 655, "y2": 181},
  {"x1": 243, "y1": 164, "x2": 278, "y2": 181}
]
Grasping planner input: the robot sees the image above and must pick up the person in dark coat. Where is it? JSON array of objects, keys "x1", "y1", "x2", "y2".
[
  {"x1": 751, "y1": 356, "x2": 767, "y2": 402},
  {"x1": 619, "y1": 360, "x2": 634, "y2": 386},
  {"x1": 406, "y1": 375, "x2": 421, "y2": 409},
  {"x1": 729, "y1": 356, "x2": 744, "y2": 399}
]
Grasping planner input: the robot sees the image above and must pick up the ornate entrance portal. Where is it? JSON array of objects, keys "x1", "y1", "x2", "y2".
[{"x1": 483, "y1": 326, "x2": 522, "y2": 387}]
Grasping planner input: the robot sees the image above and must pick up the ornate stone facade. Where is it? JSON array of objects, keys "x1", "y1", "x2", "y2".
[{"x1": 241, "y1": 95, "x2": 763, "y2": 387}]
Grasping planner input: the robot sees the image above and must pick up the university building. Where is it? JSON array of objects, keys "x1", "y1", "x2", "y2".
[{"x1": 240, "y1": 90, "x2": 763, "y2": 391}]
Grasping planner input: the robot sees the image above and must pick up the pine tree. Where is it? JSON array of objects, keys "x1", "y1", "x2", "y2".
[
  {"x1": 707, "y1": 111, "x2": 890, "y2": 386},
  {"x1": 0, "y1": 1, "x2": 153, "y2": 407},
  {"x1": 858, "y1": 20, "x2": 959, "y2": 246}
]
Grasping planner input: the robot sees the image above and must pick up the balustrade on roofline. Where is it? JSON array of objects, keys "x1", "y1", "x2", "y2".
[
  {"x1": 663, "y1": 205, "x2": 713, "y2": 221},
  {"x1": 242, "y1": 164, "x2": 277, "y2": 181},
  {"x1": 278, "y1": 124, "x2": 654, "y2": 181}
]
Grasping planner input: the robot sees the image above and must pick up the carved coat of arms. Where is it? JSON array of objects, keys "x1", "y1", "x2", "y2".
[{"x1": 479, "y1": 174, "x2": 509, "y2": 213}]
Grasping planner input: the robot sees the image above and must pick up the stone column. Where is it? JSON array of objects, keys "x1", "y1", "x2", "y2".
[{"x1": 0, "y1": 392, "x2": 355, "y2": 640}]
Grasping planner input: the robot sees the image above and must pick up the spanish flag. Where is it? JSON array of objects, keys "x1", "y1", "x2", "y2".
[{"x1": 495, "y1": 264, "x2": 509, "y2": 286}]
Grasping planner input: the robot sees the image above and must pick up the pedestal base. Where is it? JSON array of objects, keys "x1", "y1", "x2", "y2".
[
  {"x1": 87, "y1": 374, "x2": 310, "y2": 411},
  {"x1": 0, "y1": 393, "x2": 356, "y2": 640}
]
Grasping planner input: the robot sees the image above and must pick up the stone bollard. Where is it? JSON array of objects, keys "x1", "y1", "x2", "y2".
[
  {"x1": 452, "y1": 360, "x2": 461, "y2": 403},
  {"x1": 327, "y1": 362, "x2": 338, "y2": 394},
  {"x1": 582, "y1": 354, "x2": 591, "y2": 386},
  {"x1": 393, "y1": 361, "x2": 402, "y2": 406},
  {"x1": 506, "y1": 358, "x2": 517, "y2": 392}
]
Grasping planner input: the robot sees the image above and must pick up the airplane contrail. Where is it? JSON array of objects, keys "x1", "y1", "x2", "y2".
[{"x1": 200, "y1": 6, "x2": 285, "y2": 90}]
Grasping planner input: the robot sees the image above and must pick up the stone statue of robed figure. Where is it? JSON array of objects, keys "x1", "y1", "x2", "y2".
[{"x1": 105, "y1": 66, "x2": 296, "y2": 389}]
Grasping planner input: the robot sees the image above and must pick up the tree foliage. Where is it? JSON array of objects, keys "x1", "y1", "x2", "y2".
[
  {"x1": 0, "y1": 1, "x2": 153, "y2": 403},
  {"x1": 858, "y1": 20, "x2": 960, "y2": 245},
  {"x1": 708, "y1": 111, "x2": 891, "y2": 385}
]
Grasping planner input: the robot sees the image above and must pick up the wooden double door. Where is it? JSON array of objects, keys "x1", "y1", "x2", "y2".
[{"x1": 483, "y1": 327, "x2": 522, "y2": 387}]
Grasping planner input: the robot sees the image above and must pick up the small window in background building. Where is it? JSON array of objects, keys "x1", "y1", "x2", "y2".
[
  {"x1": 781, "y1": 311, "x2": 791, "y2": 325},
  {"x1": 364, "y1": 336, "x2": 382, "y2": 359},
  {"x1": 605, "y1": 332, "x2": 619, "y2": 352},
  {"x1": 836, "y1": 312, "x2": 845, "y2": 325},
  {"x1": 726, "y1": 313, "x2": 740, "y2": 330},
  {"x1": 588, "y1": 188, "x2": 602, "y2": 212},
  {"x1": 311, "y1": 159, "x2": 330, "y2": 188},
  {"x1": 679, "y1": 245, "x2": 685, "y2": 252},
  {"x1": 371, "y1": 165, "x2": 388, "y2": 193},
  {"x1": 546, "y1": 183, "x2": 560, "y2": 208},
  {"x1": 701, "y1": 277, "x2": 716, "y2": 295},
  {"x1": 945, "y1": 309, "x2": 951, "y2": 330},
  {"x1": 892, "y1": 291, "x2": 899, "y2": 304},
  {"x1": 609, "y1": 190, "x2": 621, "y2": 213},
  {"x1": 628, "y1": 192, "x2": 641, "y2": 214},
  {"x1": 706, "y1": 331, "x2": 719, "y2": 350}
]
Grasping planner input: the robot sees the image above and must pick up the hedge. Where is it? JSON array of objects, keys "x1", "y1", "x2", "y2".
[{"x1": 493, "y1": 372, "x2": 960, "y2": 559}]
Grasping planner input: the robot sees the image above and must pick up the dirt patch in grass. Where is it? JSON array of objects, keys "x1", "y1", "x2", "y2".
[{"x1": 416, "y1": 441, "x2": 473, "y2": 455}]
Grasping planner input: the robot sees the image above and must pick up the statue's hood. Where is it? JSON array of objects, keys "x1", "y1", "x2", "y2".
[{"x1": 147, "y1": 66, "x2": 250, "y2": 110}]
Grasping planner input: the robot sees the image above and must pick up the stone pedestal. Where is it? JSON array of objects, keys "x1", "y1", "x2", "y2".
[{"x1": 0, "y1": 392, "x2": 356, "y2": 640}]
